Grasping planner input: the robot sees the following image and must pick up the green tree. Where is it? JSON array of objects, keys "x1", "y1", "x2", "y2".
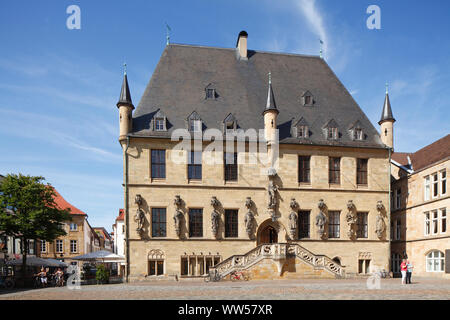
[{"x1": 0, "y1": 174, "x2": 72, "y2": 284}]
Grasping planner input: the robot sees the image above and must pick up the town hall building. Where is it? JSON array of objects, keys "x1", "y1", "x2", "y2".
[{"x1": 117, "y1": 31, "x2": 394, "y2": 281}]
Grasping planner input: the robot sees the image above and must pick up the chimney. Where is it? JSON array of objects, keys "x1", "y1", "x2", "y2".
[{"x1": 236, "y1": 30, "x2": 248, "y2": 60}]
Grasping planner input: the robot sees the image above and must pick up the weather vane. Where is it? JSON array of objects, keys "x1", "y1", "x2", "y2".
[
  {"x1": 385, "y1": 82, "x2": 389, "y2": 94},
  {"x1": 319, "y1": 39, "x2": 324, "y2": 59},
  {"x1": 123, "y1": 62, "x2": 127, "y2": 75},
  {"x1": 165, "y1": 23, "x2": 171, "y2": 45}
]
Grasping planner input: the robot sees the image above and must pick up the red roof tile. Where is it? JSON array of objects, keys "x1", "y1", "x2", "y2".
[
  {"x1": 116, "y1": 209, "x2": 124, "y2": 221},
  {"x1": 53, "y1": 188, "x2": 87, "y2": 216}
]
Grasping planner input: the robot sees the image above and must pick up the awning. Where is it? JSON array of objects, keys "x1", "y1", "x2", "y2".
[
  {"x1": 6, "y1": 257, "x2": 68, "y2": 268},
  {"x1": 71, "y1": 250, "x2": 125, "y2": 263}
]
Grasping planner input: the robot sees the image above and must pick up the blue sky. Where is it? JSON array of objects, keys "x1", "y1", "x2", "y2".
[{"x1": 0, "y1": 0, "x2": 449, "y2": 231}]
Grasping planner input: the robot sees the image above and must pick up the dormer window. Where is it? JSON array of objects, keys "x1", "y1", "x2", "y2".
[
  {"x1": 187, "y1": 111, "x2": 203, "y2": 133},
  {"x1": 298, "y1": 126, "x2": 308, "y2": 138},
  {"x1": 328, "y1": 127, "x2": 338, "y2": 139},
  {"x1": 205, "y1": 83, "x2": 217, "y2": 100},
  {"x1": 223, "y1": 113, "x2": 237, "y2": 134},
  {"x1": 353, "y1": 128, "x2": 363, "y2": 140},
  {"x1": 302, "y1": 91, "x2": 314, "y2": 107},
  {"x1": 155, "y1": 118, "x2": 165, "y2": 131},
  {"x1": 323, "y1": 119, "x2": 339, "y2": 140},
  {"x1": 190, "y1": 120, "x2": 202, "y2": 132},
  {"x1": 206, "y1": 88, "x2": 215, "y2": 100},
  {"x1": 349, "y1": 120, "x2": 365, "y2": 141},
  {"x1": 151, "y1": 109, "x2": 167, "y2": 132},
  {"x1": 292, "y1": 117, "x2": 310, "y2": 139}
]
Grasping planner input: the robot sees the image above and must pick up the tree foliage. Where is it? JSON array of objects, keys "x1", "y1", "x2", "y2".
[{"x1": 0, "y1": 174, "x2": 72, "y2": 279}]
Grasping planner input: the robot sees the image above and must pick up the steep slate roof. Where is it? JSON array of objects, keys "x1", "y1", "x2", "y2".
[
  {"x1": 131, "y1": 43, "x2": 385, "y2": 149},
  {"x1": 392, "y1": 134, "x2": 450, "y2": 172},
  {"x1": 379, "y1": 93, "x2": 395, "y2": 124}
]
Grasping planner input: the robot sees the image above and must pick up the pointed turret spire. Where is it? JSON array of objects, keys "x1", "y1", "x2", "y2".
[
  {"x1": 378, "y1": 84, "x2": 395, "y2": 124},
  {"x1": 263, "y1": 72, "x2": 279, "y2": 115},
  {"x1": 117, "y1": 64, "x2": 133, "y2": 108}
]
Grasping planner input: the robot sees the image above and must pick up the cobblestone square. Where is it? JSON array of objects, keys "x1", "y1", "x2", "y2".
[{"x1": 1, "y1": 278, "x2": 449, "y2": 300}]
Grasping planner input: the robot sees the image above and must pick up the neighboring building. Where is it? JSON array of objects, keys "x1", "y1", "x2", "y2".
[
  {"x1": 93, "y1": 227, "x2": 113, "y2": 252},
  {"x1": 117, "y1": 31, "x2": 392, "y2": 281},
  {"x1": 39, "y1": 189, "x2": 94, "y2": 265},
  {"x1": 391, "y1": 135, "x2": 449, "y2": 278},
  {"x1": 112, "y1": 209, "x2": 125, "y2": 276},
  {"x1": 112, "y1": 209, "x2": 125, "y2": 256}
]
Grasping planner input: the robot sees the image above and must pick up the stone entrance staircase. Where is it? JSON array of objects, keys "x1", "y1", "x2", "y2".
[{"x1": 209, "y1": 243, "x2": 345, "y2": 279}]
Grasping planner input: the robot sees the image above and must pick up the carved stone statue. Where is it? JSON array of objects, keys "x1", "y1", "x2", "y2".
[
  {"x1": 244, "y1": 197, "x2": 255, "y2": 239},
  {"x1": 245, "y1": 211, "x2": 255, "y2": 238},
  {"x1": 315, "y1": 211, "x2": 327, "y2": 238},
  {"x1": 375, "y1": 214, "x2": 386, "y2": 238},
  {"x1": 134, "y1": 208, "x2": 145, "y2": 233},
  {"x1": 289, "y1": 198, "x2": 299, "y2": 239},
  {"x1": 134, "y1": 194, "x2": 145, "y2": 236},
  {"x1": 211, "y1": 197, "x2": 221, "y2": 238},
  {"x1": 267, "y1": 179, "x2": 278, "y2": 209},
  {"x1": 316, "y1": 199, "x2": 327, "y2": 239},
  {"x1": 346, "y1": 200, "x2": 356, "y2": 238},
  {"x1": 375, "y1": 201, "x2": 386, "y2": 239},
  {"x1": 173, "y1": 195, "x2": 183, "y2": 238}
]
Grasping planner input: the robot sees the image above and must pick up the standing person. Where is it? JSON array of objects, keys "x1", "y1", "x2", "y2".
[
  {"x1": 400, "y1": 259, "x2": 407, "y2": 285},
  {"x1": 406, "y1": 260, "x2": 414, "y2": 284}
]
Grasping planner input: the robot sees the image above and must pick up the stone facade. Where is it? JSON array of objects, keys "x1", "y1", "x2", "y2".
[
  {"x1": 123, "y1": 139, "x2": 390, "y2": 280},
  {"x1": 391, "y1": 156, "x2": 449, "y2": 278}
]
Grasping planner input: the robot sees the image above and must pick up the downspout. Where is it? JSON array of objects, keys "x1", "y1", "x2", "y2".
[
  {"x1": 124, "y1": 136, "x2": 130, "y2": 283},
  {"x1": 388, "y1": 147, "x2": 392, "y2": 274}
]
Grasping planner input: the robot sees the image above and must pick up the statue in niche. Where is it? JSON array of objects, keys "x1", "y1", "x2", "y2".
[
  {"x1": 267, "y1": 179, "x2": 278, "y2": 209},
  {"x1": 211, "y1": 197, "x2": 220, "y2": 238}
]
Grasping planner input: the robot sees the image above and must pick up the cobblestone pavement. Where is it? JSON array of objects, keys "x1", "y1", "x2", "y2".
[{"x1": 1, "y1": 278, "x2": 449, "y2": 300}]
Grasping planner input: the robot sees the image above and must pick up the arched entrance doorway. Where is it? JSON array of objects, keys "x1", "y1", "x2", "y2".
[{"x1": 259, "y1": 226, "x2": 278, "y2": 244}]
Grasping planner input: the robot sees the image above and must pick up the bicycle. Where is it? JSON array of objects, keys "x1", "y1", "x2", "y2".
[
  {"x1": 204, "y1": 271, "x2": 222, "y2": 282},
  {"x1": 230, "y1": 270, "x2": 249, "y2": 281},
  {"x1": 0, "y1": 276, "x2": 15, "y2": 289}
]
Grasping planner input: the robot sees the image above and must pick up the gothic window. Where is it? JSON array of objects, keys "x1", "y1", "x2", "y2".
[
  {"x1": 298, "y1": 156, "x2": 311, "y2": 183},
  {"x1": 188, "y1": 151, "x2": 202, "y2": 180},
  {"x1": 148, "y1": 260, "x2": 164, "y2": 276},
  {"x1": 224, "y1": 152, "x2": 238, "y2": 181},
  {"x1": 329, "y1": 157, "x2": 341, "y2": 184},
  {"x1": 189, "y1": 209, "x2": 203, "y2": 238},
  {"x1": 151, "y1": 149, "x2": 166, "y2": 179},
  {"x1": 356, "y1": 212, "x2": 368, "y2": 238},
  {"x1": 298, "y1": 211, "x2": 310, "y2": 239},
  {"x1": 357, "y1": 158, "x2": 368, "y2": 185},
  {"x1": 224, "y1": 210, "x2": 238, "y2": 238},
  {"x1": 324, "y1": 119, "x2": 339, "y2": 140},
  {"x1": 328, "y1": 211, "x2": 340, "y2": 238},
  {"x1": 151, "y1": 109, "x2": 167, "y2": 132},
  {"x1": 180, "y1": 255, "x2": 221, "y2": 277},
  {"x1": 151, "y1": 208, "x2": 167, "y2": 237},
  {"x1": 292, "y1": 117, "x2": 309, "y2": 138}
]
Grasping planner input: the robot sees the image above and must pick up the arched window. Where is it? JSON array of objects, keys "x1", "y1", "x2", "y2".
[{"x1": 426, "y1": 250, "x2": 445, "y2": 272}]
